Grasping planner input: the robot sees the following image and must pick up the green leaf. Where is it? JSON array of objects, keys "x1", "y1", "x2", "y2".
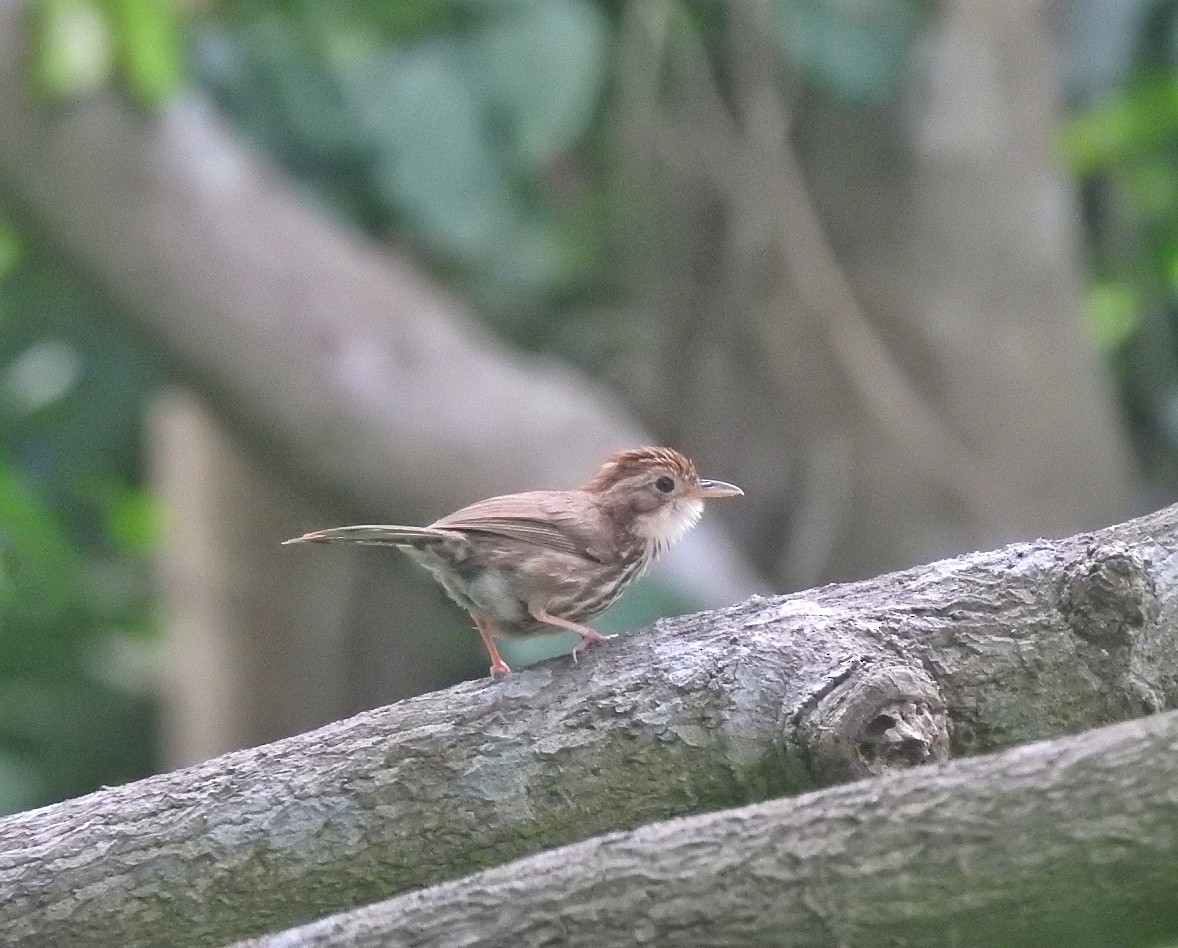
[
  {"x1": 0, "y1": 462, "x2": 74, "y2": 569},
  {"x1": 472, "y1": 216, "x2": 572, "y2": 298},
  {"x1": 101, "y1": 485, "x2": 162, "y2": 556},
  {"x1": 29, "y1": 0, "x2": 115, "y2": 99},
  {"x1": 359, "y1": 41, "x2": 524, "y2": 261},
  {"x1": 772, "y1": 0, "x2": 926, "y2": 105},
  {"x1": 1056, "y1": 78, "x2": 1178, "y2": 176},
  {"x1": 1124, "y1": 159, "x2": 1178, "y2": 217},
  {"x1": 1167, "y1": 251, "x2": 1178, "y2": 297},
  {"x1": 105, "y1": 0, "x2": 186, "y2": 104},
  {"x1": 462, "y1": 0, "x2": 609, "y2": 173},
  {"x1": 0, "y1": 216, "x2": 23, "y2": 280},
  {"x1": 1085, "y1": 281, "x2": 1140, "y2": 350}
]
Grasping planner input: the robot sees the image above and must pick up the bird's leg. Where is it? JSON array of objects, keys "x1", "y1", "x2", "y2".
[
  {"x1": 528, "y1": 604, "x2": 615, "y2": 661},
  {"x1": 473, "y1": 615, "x2": 512, "y2": 679}
]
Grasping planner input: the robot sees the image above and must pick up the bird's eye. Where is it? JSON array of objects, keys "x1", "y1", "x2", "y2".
[{"x1": 655, "y1": 475, "x2": 675, "y2": 494}]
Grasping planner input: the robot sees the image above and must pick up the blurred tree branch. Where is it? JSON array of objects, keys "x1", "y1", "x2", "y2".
[
  {"x1": 0, "y1": 0, "x2": 760, "y2": 607},
  {"x1": 240, "y1": 709, "x2": 1178, "y2": 948},
  {"x1": 611, "y1": 0, "x2": 1135, "y2": 588},
  {"x1": 2, "y1": 500, "x2": 1176, "y2": 945}
]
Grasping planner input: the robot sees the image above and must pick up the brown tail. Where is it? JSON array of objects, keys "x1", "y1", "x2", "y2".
[{"x1": 282, "y1": 525, "x2": 453, "y2": 547}]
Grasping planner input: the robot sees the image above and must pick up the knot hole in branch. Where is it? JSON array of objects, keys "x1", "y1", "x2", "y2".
[
  {"x1": 1058, "y1": 544, "x2": 1158, "y2": 648},
  {"x1": 797, "y1": 663, "x2": 949, "y2": 782}
]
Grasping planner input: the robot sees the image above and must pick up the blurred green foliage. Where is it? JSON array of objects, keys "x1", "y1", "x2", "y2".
[
  {"x1": 195, "y1": 0, "x2": 611, "y2": 304},
  {"x1": 1058, "y1": 2, "x2": 1178, "y2": 478},
  {"x1": 0, "y1": 221, "x2": 161, "y2": 814},
  {"x1": 31, "y1": 0, "x2": 184, "y2": 102},
  {"x1": 771, "y1": 0, "x2": 928, "y2": 104}
]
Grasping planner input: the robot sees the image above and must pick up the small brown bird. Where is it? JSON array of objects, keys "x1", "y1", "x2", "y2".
[{"x1": 284, "y1": 447, "x2": 743, "y2": 679}]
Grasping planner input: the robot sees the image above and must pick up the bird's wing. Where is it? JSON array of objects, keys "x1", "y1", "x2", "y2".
[{"x1": 431, "y1": 491, "x2": 613, "y2": 563}]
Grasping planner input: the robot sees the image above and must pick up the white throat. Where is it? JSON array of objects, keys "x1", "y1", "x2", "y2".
[{"x1": 634, "y1": 498, "x2": 704, "y2": 558}]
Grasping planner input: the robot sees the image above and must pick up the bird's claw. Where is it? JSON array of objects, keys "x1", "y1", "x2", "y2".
[{"x1": 571, "y1": 631, "x2": 616, "y2": 664}]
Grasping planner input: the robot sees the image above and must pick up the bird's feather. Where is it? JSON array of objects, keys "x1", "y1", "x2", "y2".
[
  {"x1": 431, "y1": 490, "x2": 613, "y2": 563},
  {"x1": 584, "y1": 446, "x2": 696, "y2": 493},
  {"x1": 282, "y1": 525, "x2": 460, "y2": 547}
]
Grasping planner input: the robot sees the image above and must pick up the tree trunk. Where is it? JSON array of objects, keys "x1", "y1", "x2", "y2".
[
  {"x1": 613, "y1": 0, "x2": 1134, "y2": 587},
  {"x1": 2, "y1": 502, "x2": 1176, "y2": 946},
  {"x1": 241, "y1": 708, "x2": 1178, "y2": 948}
]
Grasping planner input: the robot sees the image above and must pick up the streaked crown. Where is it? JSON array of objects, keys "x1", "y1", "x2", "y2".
[{"x1": 584, "y1": 447, "x2": 697, "y2": 493}]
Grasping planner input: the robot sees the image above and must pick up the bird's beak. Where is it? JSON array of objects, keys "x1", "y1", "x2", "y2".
[{"x1": 693, "y1": 479, "x2": 744, "y2": 499}]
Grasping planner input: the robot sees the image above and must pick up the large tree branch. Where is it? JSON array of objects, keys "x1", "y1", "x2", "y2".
[
  {"x1": 2, "y1": 503, "x2": 1177, "y2": 945},
  {"x1": 244, "y1": 707, "x2": 1178, "y2": 948},
  {"x1": 0, "y1": 0, "x2": 758, "y2": 606}
]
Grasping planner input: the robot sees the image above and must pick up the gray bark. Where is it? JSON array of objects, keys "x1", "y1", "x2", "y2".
[
  {"x1": 0, "y1": 0, "x2": 759, "y2": 609},
  {"x1": 243, "y1": 707, "x2": 1178, "y2": 948},
  {"x1": 3, "y1": 502, "x2": 1178, "y2": 946}
]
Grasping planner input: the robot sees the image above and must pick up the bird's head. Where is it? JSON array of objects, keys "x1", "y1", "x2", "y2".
[{"x1": 584, "y1": 447, "x2": 743, "y2": 554}]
